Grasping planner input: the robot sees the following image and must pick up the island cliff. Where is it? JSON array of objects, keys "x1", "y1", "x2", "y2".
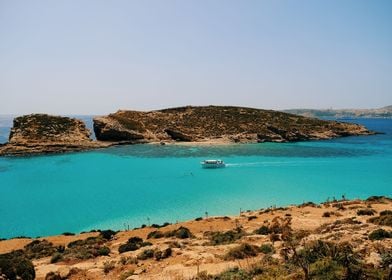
[
  {"x1": 93, "y1": 106, "x2": 374, "y2": 144},
  {"x1": 0, "y1": 107, "x2": 375, "y2": 156},
  {"x1": 0, "y1": 114, "x2": 108, "y2": 156}
]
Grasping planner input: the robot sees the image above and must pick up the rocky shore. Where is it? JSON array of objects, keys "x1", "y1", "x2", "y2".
[
  {"x1": 0, "y1": 106, "x2": 376, "y2": 156},
  {"x1": 94, "y1": 106, "x2": 374, "y2": 144},
  {"x1": 0, "y1": 114, "x2": 110, "y2": 156},
  {"x1": 0, "y1": 196, "x2": 391, "y2": 280}
]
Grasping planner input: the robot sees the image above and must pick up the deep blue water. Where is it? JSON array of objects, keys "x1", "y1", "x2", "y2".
[{"x1": 0, "y1": 118, "x2": 391, "y2": 239}]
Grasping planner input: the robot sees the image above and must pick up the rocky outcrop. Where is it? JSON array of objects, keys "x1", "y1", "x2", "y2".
[
  {"x1": 93, "y1": 106, "x2": 375, "y2": 144},
  {"x1": 0, "y1": 114, "x2": 109, "y2": 156}
]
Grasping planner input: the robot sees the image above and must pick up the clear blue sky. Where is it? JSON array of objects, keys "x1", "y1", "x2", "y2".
[{"x1": 0, "y1": 0, "x2": 391, "y2": 115}]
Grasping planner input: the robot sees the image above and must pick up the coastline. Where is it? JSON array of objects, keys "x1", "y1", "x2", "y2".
[{"x1": 1, "y1": 196, "x2": 391, "y2": 279}]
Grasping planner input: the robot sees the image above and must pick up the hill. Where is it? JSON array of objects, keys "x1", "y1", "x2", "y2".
[
  {"x1": 284, "y1": 105, "x2": 392, "y2": 119},
  {"x1": 93, "y1": 106, "x2": 374, "y2": 144}
]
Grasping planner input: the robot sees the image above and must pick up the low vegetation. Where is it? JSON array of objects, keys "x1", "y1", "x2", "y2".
[
  {"x1": 368, "y1": 210, "x2": 392, "y2": 226},
  {"x1": 356, "y1": 209, "x2": 376, "y2": 216},
  {"x1": 205, "y1": 228, "x2": 244, "y2": 245},
  {"x1": 0, "y1": 250, "x2": 35, "y2": 280},
  {"x1": 118, "y1": 237, "x2": 151, "y2": 253},
  {"x1": 224, "y1": 243, "x2": 260, "y2": 260},
  {"x1": 147, "y1": 226, "x2": 193, "y2": 240},
  {"x1": 368, "y1": 229, "x2": 392, "y2": 240}
]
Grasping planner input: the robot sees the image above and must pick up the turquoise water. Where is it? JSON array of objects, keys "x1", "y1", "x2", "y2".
[{"x1": 0, "y1": 119, "x2": 391, "y2": 239}]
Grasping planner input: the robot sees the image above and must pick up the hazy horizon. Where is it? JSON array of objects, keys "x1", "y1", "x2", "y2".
[{"x1": 1, "y1": 0, "x2": 391, "y2": 115}]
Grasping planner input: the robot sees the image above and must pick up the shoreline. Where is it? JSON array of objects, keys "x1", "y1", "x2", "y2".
[{"x1": 1, "y1": 196, "x2": 391, "y2": 279}]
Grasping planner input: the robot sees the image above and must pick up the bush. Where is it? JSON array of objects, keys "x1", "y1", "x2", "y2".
[
  {"x1": 357, "y1": 209, "x2": 376, "y2": 216},
  {"x1": 254, "y1": 225, "x2": 270, "y2": 235},
  {"x1": 24, "y1": 239, "x2": 57, "y2": 259},
  {"x1": 0, "y1": 250, "x2": 35, "y2": 280},
  {"x1": 322, "y1": 212, "x2": 331, "y2": 217},
  {"x1": 57, "y1": 236, "x2": 110, "y2": 260},
  {"x1": 260, "y1": 244, "x2": 274, "y2": 254},
  {"x1": 369, "y1": 229, "x2": 392, "y2": 240},
  {"x1": 309, "y1": 257, "x2": 345, "y2": 279},
  {"x1": 208, "y1": 228, "x2": 244, "y2": 245},
  {"x1": 147, "y1": 230, "x2": 164, "y2": 239},
  {"x1": 118, "y1": 237, "x2": 150, "y2": 253},
  {"x1": 368, "y1": 211, "x2": 392, "y2": 226},
  {"x1": 99, "y1": 230, "x2": 117, "y2": 240},
  {"x1": 195, "y1": 217, "x2": 203, "y2": 221},
  {"x1": 154, "y1": 248, "x2": 172, "y2": 261},
  {"x1": 50, "y1": 252, "x2": 63, "y2": 263},
  {"x1": 171, "y1": 226, "x2": 193, "y2": 239},
  {"x1": 98, "y1": 246, "x2": 110, "y2": 256},
  {"x1": 62, "y1": 232, "x2": 75, "y2": 236},
  {"x1": 247, "y1": 216, "x2": 257, "y2": 221},
  {"x1": 224, "y1": 243, "x2": 259, "y2": 260},
  {"x1": 137, "y1": 249, "x2": 154, "y2": 260}
]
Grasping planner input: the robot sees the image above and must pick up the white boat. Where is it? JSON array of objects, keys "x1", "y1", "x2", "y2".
[{"x1": 201, "y1": 159, "x2": 226, "y2": 168}]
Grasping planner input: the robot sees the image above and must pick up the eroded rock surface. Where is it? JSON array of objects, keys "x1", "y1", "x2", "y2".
[
  {"x1": 93, "y1": 106, "x2": 374, "y2": 144},
  {"x1": 0, "y1": 114, "x2": 108, "y2": 156}
]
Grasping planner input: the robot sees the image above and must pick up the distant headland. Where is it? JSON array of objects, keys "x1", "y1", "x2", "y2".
[
  {"x1": 0, "y1": 106, "x2": 375, "y2": 156},
  {"x1": 284, "y1": 105, "x2": 392, "y2": 119}
]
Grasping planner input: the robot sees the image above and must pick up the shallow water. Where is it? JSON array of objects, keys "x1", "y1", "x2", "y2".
[{"x1": 0, "y1": 118, "x2": 391, "y2": 238}]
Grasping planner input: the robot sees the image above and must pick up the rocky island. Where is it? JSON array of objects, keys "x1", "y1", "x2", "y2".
[
  {"x1": 0, "y1": 106, "x2": 375, "y2": 156},
  {"x1": 0, "y1": 114, "x2": 109, "y2": 156},
  {"x1": 94, "y1": 106, "x2": 374, "y2": 144}
]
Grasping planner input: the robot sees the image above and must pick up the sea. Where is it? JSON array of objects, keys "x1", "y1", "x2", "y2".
[{"x1": 0, "y1": 117, "x2": 391, "y2": 239}]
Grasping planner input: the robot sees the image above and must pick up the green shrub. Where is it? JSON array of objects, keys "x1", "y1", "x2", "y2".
[
  {"x1": 99, "y1": 230, "x2": 116, "y2": 240},
  {"x1": 0, "y1": 250, "x2": 35, "y2": 280},
  {"x1": 309, "y1": 257, "x2": 345, "y2": 279},
  {"x1": 369, "y1": 229, "x2": 392, "y2": 240},
  {"x1": 59, "y1": 236, "x2": 109, "y2": 260},
  {"x1": 224, "y1": 243, "x2": 259, "y2": 260},
  {"x1": 254, "y1": 225, "x2": 270, "y2": 235},
  {"x1": 98, "y1": 246, "x2": 110, "y2": 256},
  {"x1": 62, "y1": 232, "x2": 75, "y2": 236},
  {"x1": 357, "y1": 209, "x2": 376, "y2": 216},
  {"x1": 171, "y1": 226, "x2": 193, "y2": 239},
  {"x1": 147, "y1": 230, "x2": 164, "y2": 239},
  {"x1": 259, "y1": 244, "x2": 274, "y2": 254},
  {"x1": 137, "y1": 249, "x2": 154, "y2": 260},
  {"x1": 24, "y1": 239, "x2": 57, "y2": 259},
  {"x1": 368, "y1": 211, "x2": 392, "y2": 226},
  {"x1": 118, "y1": 237, "x2": 146, "y2": 253},
  {"x1": 208, "y1": 228, "x2": 244, "y2": 245}
]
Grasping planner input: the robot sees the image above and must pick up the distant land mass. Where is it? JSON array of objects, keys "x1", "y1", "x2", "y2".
[
  {"x1": 284, "y1": 105, "x2": 392, "y2": 119},
  {"x1": 0, "y1": 106, "x2": 375, "y2": 156},
  {"x1": 93, "y1": 106, "x2": 373, "y2": 143}
]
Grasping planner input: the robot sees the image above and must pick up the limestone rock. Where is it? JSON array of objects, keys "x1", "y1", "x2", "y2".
[
  {"x1": 93, "y1": 106, "x2": 374, "y2": 144},
  {"x1": 0, "y1": 114, "x2": 109, "y2": 156}
]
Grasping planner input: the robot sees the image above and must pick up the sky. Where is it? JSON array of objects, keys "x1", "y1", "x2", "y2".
[{"x1": 0, "y1": 0, "x2": 391, "y2": 115}]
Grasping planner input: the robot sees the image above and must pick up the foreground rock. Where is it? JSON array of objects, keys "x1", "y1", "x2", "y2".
[
  {"x1": 0, "y1": 114, "x2": 110, "y2": 156},
  {"x1": 94, "y1": 106, "x2": 374, "y2": 144}
]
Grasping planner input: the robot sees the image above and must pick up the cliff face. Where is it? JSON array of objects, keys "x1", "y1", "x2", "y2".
[
  {"x1": 93, "y1": 106, "x2": 374, "y2": 143},
  {"x1": 0, "y1": 114, "x2": 107, "y2": 156}
]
